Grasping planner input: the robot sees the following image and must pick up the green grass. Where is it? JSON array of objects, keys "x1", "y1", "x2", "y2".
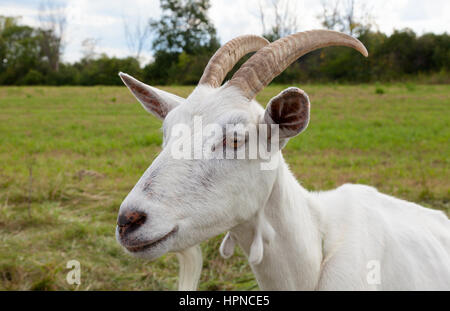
[{"x1": 0, "y1": 84, "x2": 449, "y2": 290}]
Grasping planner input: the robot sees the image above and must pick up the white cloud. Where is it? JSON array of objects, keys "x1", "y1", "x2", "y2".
[
  {"x1": 0, "y1": 4, "x2": 40, "y2": 27},
  {"x1": 372, "y1": 0, "x2": 450, "y2": 35},
  {"x1": 209, "y1": 0, "x2": 324, "y2": 42}
]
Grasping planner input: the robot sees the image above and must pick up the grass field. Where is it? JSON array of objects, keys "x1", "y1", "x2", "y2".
[{"x1": 0, "y1": 84, "x2": 449, "y2": 290}]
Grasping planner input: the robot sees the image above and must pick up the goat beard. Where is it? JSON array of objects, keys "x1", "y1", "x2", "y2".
[{"x1": 176, "y1": 244, "x2": 203, "y2": 290}]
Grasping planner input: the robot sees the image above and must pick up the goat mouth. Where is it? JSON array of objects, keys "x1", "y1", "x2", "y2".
[{"x1": 124, "y1": 226, "x2": 179, "y2": 253}]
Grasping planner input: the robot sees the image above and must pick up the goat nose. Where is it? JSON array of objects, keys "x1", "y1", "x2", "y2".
[{"x1": 117, "y1": 211, "x2": 147, "y2": 237}]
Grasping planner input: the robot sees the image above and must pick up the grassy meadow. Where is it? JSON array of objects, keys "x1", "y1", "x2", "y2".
[{"x1": 0, "y1": 83, "x2": 449, "y2": 290}]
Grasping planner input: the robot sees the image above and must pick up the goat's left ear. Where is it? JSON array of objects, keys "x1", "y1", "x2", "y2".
[
  {"x1": 119, "y1": 72, "x2": 184, "y2": 120},
  {"x1": 263, "y1": 87, "x2": 310, "y2": 140}
]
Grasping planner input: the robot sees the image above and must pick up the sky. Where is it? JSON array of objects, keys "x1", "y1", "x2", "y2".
[{"x1": 1, "y1": 0, "x2": 449, "y2": 65}]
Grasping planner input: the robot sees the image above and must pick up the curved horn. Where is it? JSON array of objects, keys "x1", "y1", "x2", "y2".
[
  {"x1": 199, "y1": 35, "x2": 270, "y2": 88},
  {"x1": 228, "y1": 30, "x2": 368, "y2": 99}
]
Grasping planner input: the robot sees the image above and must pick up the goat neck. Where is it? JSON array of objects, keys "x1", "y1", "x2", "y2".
[{"x1": 230, "y1": 154, "x2": 323, "y2": 290}]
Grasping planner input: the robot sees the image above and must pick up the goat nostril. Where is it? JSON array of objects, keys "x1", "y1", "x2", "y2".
[
  {"x1": 117, "y1": 214, "x2": 130, "y2": 227},
  {"x1": 117, "y1": 211, "x2": 147, "y2": 236}
]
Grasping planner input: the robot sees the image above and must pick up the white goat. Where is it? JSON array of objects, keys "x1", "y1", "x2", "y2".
[{"x1": 116, "y1": 30, "x2": 450, "y2": 290}]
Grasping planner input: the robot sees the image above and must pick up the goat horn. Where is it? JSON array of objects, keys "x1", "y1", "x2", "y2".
[
  {"x1": 199, "y1": 35, "x2": 270, "y2": 88},
  {"x1": 228, "y1": 30, "x2": 368, "y2": 99}
]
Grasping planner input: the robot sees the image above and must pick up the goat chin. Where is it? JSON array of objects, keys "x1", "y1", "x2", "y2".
[{"x1": 176, "y1": 245, "x2": 203, "y2": 290}]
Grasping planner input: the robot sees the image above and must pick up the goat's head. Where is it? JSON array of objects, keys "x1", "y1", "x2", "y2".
[{"x1": 116, "y1": 30, "x2": 368, "y2": 260}]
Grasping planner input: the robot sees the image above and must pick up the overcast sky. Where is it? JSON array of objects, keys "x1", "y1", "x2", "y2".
[{"x1": 1, "y1": 0, "x2": 449, "y2": 65}]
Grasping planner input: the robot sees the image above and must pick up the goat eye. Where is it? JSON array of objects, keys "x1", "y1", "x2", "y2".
[
  {"x1": 232, "y1": 138, "x2": 239, "y2": 149},
  {"x1": 224, "y1": 137, "x2": 243, "y2": 150}
]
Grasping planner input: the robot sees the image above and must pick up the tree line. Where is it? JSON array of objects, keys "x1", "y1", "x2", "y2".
[{"x1": 0, "y1": 0, "x2": 448, "y2": 86}]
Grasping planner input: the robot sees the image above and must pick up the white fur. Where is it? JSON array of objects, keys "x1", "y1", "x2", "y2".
[
  {"x1": 176, "y1": 245, "x2": 203, "y2": 290},
  {"x1": 118, "y1": 82, "x2": 450, "y2": 291},
  {"x1": 230, "y1": 157, "x2": 450, "y2": 290},
  {"x1": 219, "y1": 232, "x2": 235, "y2": 259}
]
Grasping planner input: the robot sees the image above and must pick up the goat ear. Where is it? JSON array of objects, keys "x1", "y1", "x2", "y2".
[
  {"x1": 263, "y1": 87, "x2": 310, "y2": 140},
  {"x1": 119, "y1": 72, "x2": 184, "y2": 120}
]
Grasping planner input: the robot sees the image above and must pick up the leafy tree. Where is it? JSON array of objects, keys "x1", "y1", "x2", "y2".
[
  {"x1": 145, "y1": 0, "x2": 220, "y2": 84},
  {"x1": 150, "y1": 0, "x2": 219, "y2": 54},
  {"x1": 0, "y1": 17, "x2": 43, "y2": 85},
  {"x1": 375, "y1": 29, "x2": 417, "y2": 78},
  {"x1": 143, "y1": 50, "x2": 179, "y2": 85},
  {"x1": 76, "y1": 54, "x2": 142, "y2": 85}
]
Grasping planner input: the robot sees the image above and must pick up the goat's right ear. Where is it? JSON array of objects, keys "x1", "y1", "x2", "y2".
[
  {"x1": 119, "y1": 72, "x2": 184, "y2": 120},
  {"x1": 263, "y1": 87, "x2": 310, "y2": 140}
]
